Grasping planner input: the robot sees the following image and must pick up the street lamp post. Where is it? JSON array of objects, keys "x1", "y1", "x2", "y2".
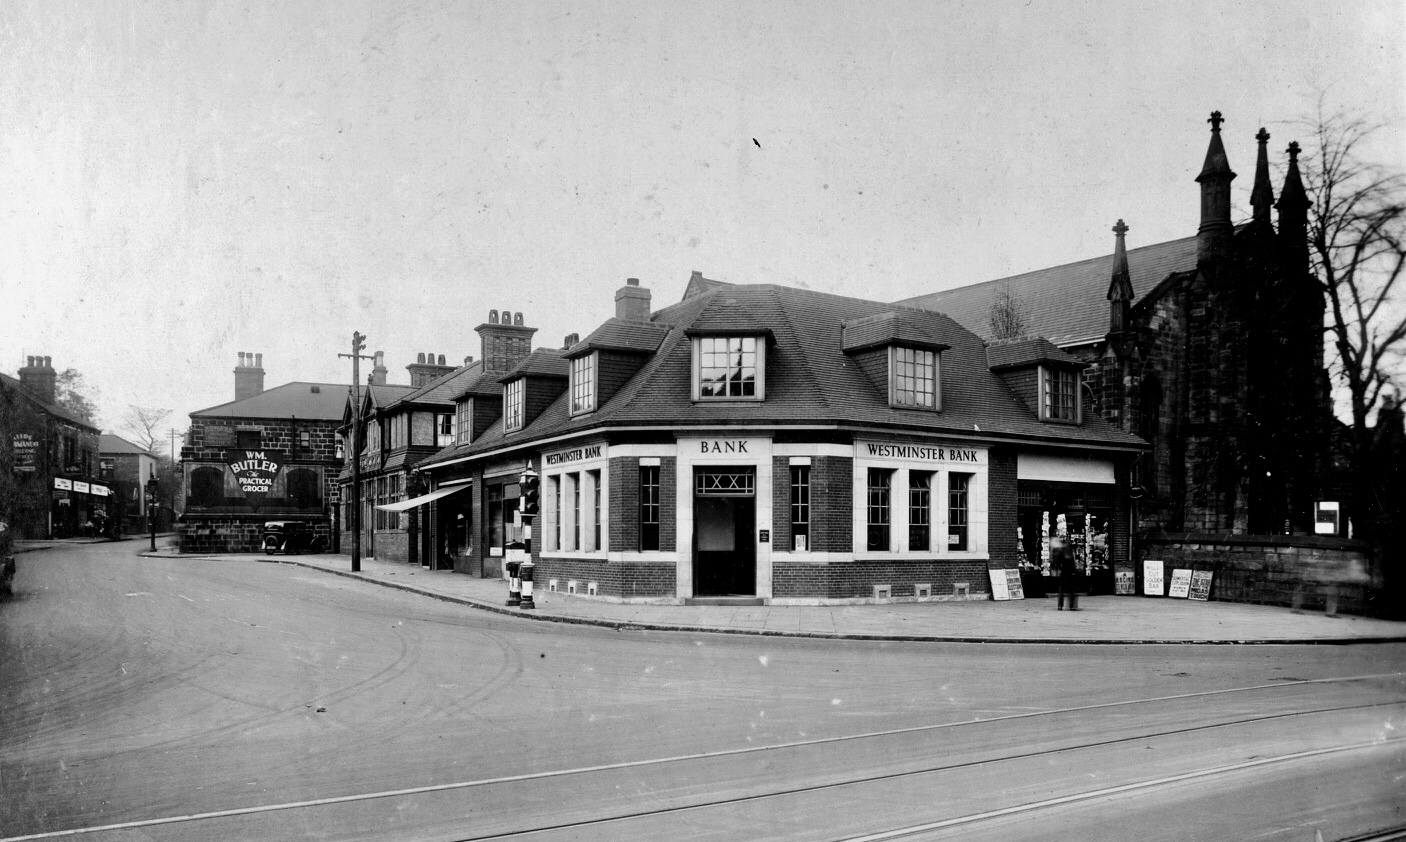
[{"x1": 146, "y1": 475, "x2": 159, "y2": 552}]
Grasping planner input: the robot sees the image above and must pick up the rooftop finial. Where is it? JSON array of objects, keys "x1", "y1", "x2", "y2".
[
  {"x1": 1287, "y1": 140, "x2": 1301, "y2": 162},
  {"x1": 1251, "y1": 127, "x2": 1275, "y2": 224},
  {"x1": 1113, "y1": 219, "x2": 1129, "y2": 238},
  {"x1": 1208, "y1": 110, "x2": 1224, "y2": 131}
]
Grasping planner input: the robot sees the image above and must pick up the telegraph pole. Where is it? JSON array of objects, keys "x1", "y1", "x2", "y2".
[{"x1": 339, "y1": 332, "x2": 373, "y2": 572}]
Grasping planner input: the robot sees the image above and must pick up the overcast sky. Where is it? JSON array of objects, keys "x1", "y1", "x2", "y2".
[{"x1": 2, "y1": 0, "x2": 1402, "y2": 439}]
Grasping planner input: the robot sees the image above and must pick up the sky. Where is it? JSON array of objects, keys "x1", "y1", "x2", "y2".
[{"x1": 2, "y1": 0, "x2": 1403, "y2": 439}]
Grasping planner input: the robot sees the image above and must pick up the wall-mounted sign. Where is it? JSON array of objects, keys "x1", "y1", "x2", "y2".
[
  {"x1": 759, "y1": 529, "x2": 770, "y2": 543},
  {"x1": 1143, "y1": 559, "x2": 1165, "y2": 596},
  {"x1": 12, "y1": 432, "x2": 38, "y2": 472},
  {"x1": 204, "y1": 426, "x2": 235, "y2": 448},
  {"x1": 73, "y1": 481, "x2": 90, "y2": 494},
  {"x1": 1188, "y1": 570, "x2": 1213, "y2": 601},
  {"x1": 1315, "y1": 501, "x2": 1340, "y2": 535},
  {"x1": 545, "y1": 443, "x2": 605, "y2": 466},
  {"x1": 226, "y1": 449, "x2": 284, "y2": 495},
  {"x1": 54, "y1": 477, "x2": 73, "y2": 491},
  {"x1": 862, "y1": 441, "x2": 987, "y2": 466},
  {"x1": 91, "y1": 484, "x2": 109, "y2": 497}
]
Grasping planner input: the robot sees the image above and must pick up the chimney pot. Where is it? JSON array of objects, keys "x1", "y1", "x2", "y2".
[
  {"x1": 26, "y1": 356, "x2": 34, "y2": 367},
  {"x1": 417, "y1": 352, "x2": 425, "y2": 364},
  {"x1": 627, "y1": 277, "x2": 639, "y2": 286},
  {"x1": 44, "y1": 356, "x2": 51, "y2": 368},
  {"x1": 489, "y1": 309, "x2": 499, "y2": 324},
  {"x1": 437, "y1": 354, "x2": 446, "y2": 365},
  {"x1": 254, "y1": 353, "x2": 262, "y2": 369}
]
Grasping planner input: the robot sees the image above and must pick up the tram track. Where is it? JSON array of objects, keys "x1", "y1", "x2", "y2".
[{"x1": 6, "y1": 671, "x2": 1402, "y2": 842}]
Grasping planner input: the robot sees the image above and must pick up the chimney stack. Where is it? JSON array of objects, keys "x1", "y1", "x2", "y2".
[
  {"x1": 615, "y1": 277, "x2": 652, "y2": 321},
  {"x1": 476, "y1": 309, "x2": 538, "y2": 374},
  {"x1": 18, "y1": 355, "x2": 58, "y2": 405},
  {"x1": 234, "y1": 351, "x2": 265, "y2": 401},
  {"x1": 371, "y1": 351, "x2": 388, "y2": 386},
  {"x1": 407, "y1": 350, "x2": 457, "y2": 387}
]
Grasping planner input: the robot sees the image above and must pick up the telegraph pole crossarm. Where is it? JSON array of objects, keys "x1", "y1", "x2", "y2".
[{"x1": 338, "y1": 332, "x2": 374, "y2": 573}]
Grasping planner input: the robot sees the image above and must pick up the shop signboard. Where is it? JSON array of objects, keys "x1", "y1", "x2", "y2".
[
  {"x1": 1115, "y1": 570, "x2": 1136, "y2": 595},
  {"x1": 12, "y1": 432, "x2": 38, "y2": 472},
  {"x1": 1314, "y1": 502, "x2": 1340, "y2": 536},
  {"x1": 988, "y1": 568, "x2": 1024, "y2": 600},
  {"x1": 91, "y1": 484, "x2": 109, "y2": 497},
  {"x1": 1142, "y1": 559, "x2": 1165, "y2": 596},
  {"x1": 204, "y1": 426, "x2": 235, "y2": 448},
  {"x1": 1188, "y1": 570, "x2": 1213, "y2": 601},
  {"x1": 54, "y1": 477, "x2": 73, "y2": 491},
  {"x1": 225, "y1": 449, "x2": 284, "y2": 496},
  {"x1": 73, "y1": 481, "x2": 90, "y2": 494},
  {"x1": 1168, "y1": 568, "x2": 1193, "y2": 598}
]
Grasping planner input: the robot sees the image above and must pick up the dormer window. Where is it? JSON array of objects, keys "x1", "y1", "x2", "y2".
[
  {"x1": 891, "y1": 346, "x2": 939, "y2": 410},
  {"x1": 1041, "y1": 366, "x2": 1080, "y2": 423},
  {"x1": 437, "y1": 413, "x2": 454, "y2": 447},
  {"x1": 503, "y1": 380, "x2": 524, "y2": 432},
  {"x1": 570, "y1": 353, "x2": 597, "y2": 415},
  {"x1": 694, "y1": 336, "x2": 764, "y2": 401},
  {"x1": 455, "y1": 400, "x2": 472, "y2": 444}
]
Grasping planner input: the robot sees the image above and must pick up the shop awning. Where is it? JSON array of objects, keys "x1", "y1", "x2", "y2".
[{"x1": 374, "y1": 484, "x2": 470, "y2": 512}]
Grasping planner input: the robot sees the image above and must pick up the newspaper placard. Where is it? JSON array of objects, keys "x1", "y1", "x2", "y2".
[
  {"x1": 1143, "y1": 559, "x2": 1165, "y2": 596},
  {"x1": 1188, "y1": 570, "x2": 1213, "y2": 601},
  {"x1": 1115, "y1": 570, "x2": 1137, "y2": 595},
  {"x1": 989, "y1": 568, "x2": 1025, "y2": 601},
  {"x1": 1168, "y1": 568, "x2": 1193, "y2": 598}
]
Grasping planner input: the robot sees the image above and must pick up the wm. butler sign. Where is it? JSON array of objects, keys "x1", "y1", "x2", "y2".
[{"x1": 226, "y1": 449, "x2": 284, "y2": 495}]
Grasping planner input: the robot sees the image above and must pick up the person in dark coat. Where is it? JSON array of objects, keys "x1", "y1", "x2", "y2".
[{"x1": 1052, "y1": 534, "x2": 1079, "y2": 611}]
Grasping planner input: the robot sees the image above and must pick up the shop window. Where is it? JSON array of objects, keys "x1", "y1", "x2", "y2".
[
  {"x1": 909, "y1": 471, "x2": 932, "y2": 551},
  {"x1": 867, "y1": 468, "x2": 893, "y2": 551},
  {"x1": 695, "y1": 336, "x2": 764, "y2": 401},
  {"x1": 1042, "y1": 367, "x2": 1080, "y2": 423},
  {"x1": 190, "y1": 466, "x2": 224, "y2": 508},
  {"x1": 287, "y1": 469, "x2": 320, "y2": 510},
  {"x1": 570, "y1": 353, "x2": 597, "y2": 415},
  {"x1": 640, "y1": 465, "x2": 660, "y2": 551},
  {"x1": 790, "y1": 466, "x2": 810, "y2": 551},
  {"x1": 948, "y1": 473, "x2": 971, "y2": 550},
  {"x1": 891, "y1": 347, "x2": 939, "y2": 409},
  {"x1": 503, "y1": 380, "x2": 524, "y2": 432}
]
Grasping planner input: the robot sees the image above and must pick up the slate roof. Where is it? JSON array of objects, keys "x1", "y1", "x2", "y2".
[
  {"x1": 99, "y1": 434, "x2": 151, "y2": 455},
  {"x1": 498, "y1": 349, "x2": 569, "y2": 383},
  {"x1": 388, "y1": 360, "x2": 485, "y2": 409},
  {"x1": 0, "y1": 372, "x2": 101, "y2": 431},
  {"x1": 842, "y1": 311, "x2": 954, "y2": 353},
  {"x1": 564, "y1": 318, "x2": 670, "y2": 359},
  {"x1": 192, "y1": 381, "x2": 349, "y2": 421},
  {"x1": 986, "y1": 337, "x2": 1087, "y2": 370},
  {"x1": 418, "y1": 283, "x2": 1146, "y2": 470},
  {"x1": 897, "y1": 232, "x2": 1207, "y2": 346}
]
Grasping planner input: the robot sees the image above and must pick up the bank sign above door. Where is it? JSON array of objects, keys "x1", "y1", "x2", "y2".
[{"x1": 225, "y1": 449, "x2": 284, "y2": 495}]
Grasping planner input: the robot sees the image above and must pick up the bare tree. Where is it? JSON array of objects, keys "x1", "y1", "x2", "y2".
[
  {"x1": 121, "y1": 406, "x2": 171, "y2": 454},
  {"x1": 988, "y1": 284, "x2": 1027, "y2": 341},
  {"x1": 1300, "y1": 105, "x2": 1406, "y2": 547}
]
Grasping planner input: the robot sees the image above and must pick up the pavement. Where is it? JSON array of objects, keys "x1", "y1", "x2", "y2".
[{"x1": 14, "y1": 536, "x2": 1406, "y2": 644}]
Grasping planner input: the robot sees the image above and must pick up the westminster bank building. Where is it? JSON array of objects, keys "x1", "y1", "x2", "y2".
[{"x1": 413, "y1": 275, "x2": 1146, "y2": 603}]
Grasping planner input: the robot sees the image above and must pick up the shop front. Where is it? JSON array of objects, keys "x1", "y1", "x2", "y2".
[{"x1": 1015, "y1": 452, "x2": 1119, "y2": 597}]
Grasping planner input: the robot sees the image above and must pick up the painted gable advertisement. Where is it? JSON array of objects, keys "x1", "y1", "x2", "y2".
[{"x1": 226, "y1": 449, "x2": 284, "y2": 496}]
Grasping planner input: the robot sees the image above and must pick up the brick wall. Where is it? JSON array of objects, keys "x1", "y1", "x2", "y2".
[
  {"x1": 531, "y1": 557, "x2": 676, "y2": 599},
  {"x1": 773, "y1": 560, "x2": 991, "y2": 600},
  {"x1": 987, "y1": 447, "x2": 1019, "y2": 567}
]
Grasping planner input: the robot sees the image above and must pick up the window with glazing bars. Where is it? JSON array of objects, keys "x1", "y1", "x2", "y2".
[
  {"x1": 698, "y1": 336, "x2": 758, "y2": 399},
  {"x1": 456, "y1": 400, "x2": 472, "y2": 443},
  {"x1": 867, "y1": 468, "x2": 892, "y2": 551},
  {"x1": 893, "y1": 347, "x2": 937, "y2": 408},
  {"x1": 1044, "y1": 367, "x2": 1078, "y2": 421},
  {"x1": 590, "y1": 469, "x2": 601, "y2": 551},
  {"x1": 909, "y1": 471, "x2": 931, "y2": 550},
  {"x1": 790, "y1": 466, "x2": 810, "y2": 550},
  {"x1": 503, "y1": 380, "x2": 524, "y2": 431},
  {"x1": 949, "y1": 473, "x2": 970, "y2": 550},
  {"x1": 640, "y1": 466, "x2": 660, "y2": 551},
  {"x1": 571, "y1": 354, "x2": 596, "y2": 414}
]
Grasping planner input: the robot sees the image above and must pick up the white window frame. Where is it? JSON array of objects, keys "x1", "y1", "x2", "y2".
[
  {"x1": 503, "y1": 380, "x2": 524, "y2": 432},
  {"x1": 542, "y1": 458, "x2": 610, "y2": 559},
  {"x1": 1040, "y1": 365, "x2": 1081, "y2": 424},
  {"x1": 455, "y1": 400, "x2": 473, "y2": 444},
  {"x1": 436, "y1": 413, "x2": 454, "y2": 447},
  {"x1": 852, "y1": 441, "x2": 990, "y2": 560},
  {"x1": 570, "y1": 353, "x2": 598, "y2": 416},
  {"x1": 692, "y1": 335, "x2": 766, "y2": 402},
  {"x1": 890, "y1": 346, "x2": 940, "y2": 410}
]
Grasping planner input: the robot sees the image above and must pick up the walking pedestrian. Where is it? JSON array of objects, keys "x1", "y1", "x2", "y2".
[{"x1": 1053, "y1": 534, "x2": 1079, "y2": 611}]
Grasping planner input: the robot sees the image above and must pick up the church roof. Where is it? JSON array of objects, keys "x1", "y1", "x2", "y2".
[{"x1": 897, "y1": 232, "x2": 1206, "y2": 346}]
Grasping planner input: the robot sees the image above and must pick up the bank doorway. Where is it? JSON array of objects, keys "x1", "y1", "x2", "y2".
[{"x1": 693, "y1": 467, "x2": 756, "y2": 597}]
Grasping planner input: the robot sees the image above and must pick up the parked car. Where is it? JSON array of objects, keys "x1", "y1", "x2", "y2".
[{"x1": 261, "y1": 521, "x2": 326, "y2": 555}]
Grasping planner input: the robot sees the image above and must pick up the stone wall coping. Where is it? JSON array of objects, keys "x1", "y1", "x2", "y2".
[{"x1": 1141, "y1": 532, "x2": 1364, "y2": 552}]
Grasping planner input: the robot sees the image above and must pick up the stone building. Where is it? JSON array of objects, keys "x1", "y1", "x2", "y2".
[
  {"x1": 1, "y1": 356, "x2": 108, "y2": 539},
  {"x1": 98, "y1": 434, "x2": 159, "y2": 534},
  {"x1": 178, "y1": 353, "x2": 345, "y2": 552}
]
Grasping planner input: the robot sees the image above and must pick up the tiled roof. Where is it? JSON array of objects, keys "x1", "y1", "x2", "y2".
[
  {"x1": 389, "y1": 360, "x2": 485, "y2": 408},
  {"x1": 842, "y1": 311, "x2": 954, "y2": 353},
  {"x1": 0, "y1": 372, "x2": 101, "y2": 431},
  {"x1": 418, "y1": 282, "x2": 1146, "y2": 470},
  {"x1": 897, "y1": 233, "x2": 1206, "y2": 346},
  {"x1": 99, "y1": 434, "x2": 151, "y2": 455},
  {"x1": 498, "y1": 349, "x2": 569, "y2": 383},
  {"x1": 987, "y1": 337, "x2": 1086, "y2": 370},
  {"x1": 192, "y1": 382, "x2": 350, "y2": 421},
  {"x1": 564, "y1": 318, "x2": 670, "y2": 359}
]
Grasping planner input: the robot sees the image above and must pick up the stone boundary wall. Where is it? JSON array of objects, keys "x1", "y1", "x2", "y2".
[{"x1": 1139, "y1": 533, "x2": 1375, "y2": 616}]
